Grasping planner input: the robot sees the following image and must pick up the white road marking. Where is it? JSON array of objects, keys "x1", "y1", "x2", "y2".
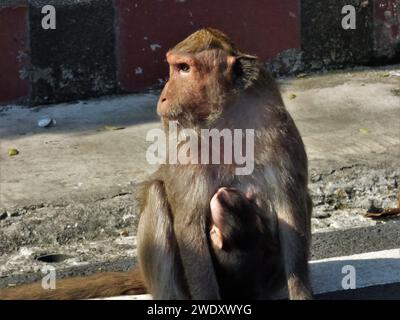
[
  {"x1": 98, "y1": 248, "x2": 400, "y2": 299},
  {"x1": 310, "y1": 248, "x2": 400, "y2": 294}
]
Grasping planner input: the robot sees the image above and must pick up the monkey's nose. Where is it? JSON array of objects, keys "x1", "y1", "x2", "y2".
[{"x1": 157, "y1": 98, "x2": 169, "y2": 116}]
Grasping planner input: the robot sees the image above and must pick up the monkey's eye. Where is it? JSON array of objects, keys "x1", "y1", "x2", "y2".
[{"x1": 177, "y1": 63, "x2": 190, "y2": 73}]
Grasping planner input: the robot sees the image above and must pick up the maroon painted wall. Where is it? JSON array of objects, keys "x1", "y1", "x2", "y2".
[
  {"x1": 0, "y1": 1, "x2": 398, "y2": 105},
  {"x1": 115, "y1": 0, "x2": 301, "y2": 91},
  {"x1": 0, "y1": 5, "x2": 29, "y2": 102}
]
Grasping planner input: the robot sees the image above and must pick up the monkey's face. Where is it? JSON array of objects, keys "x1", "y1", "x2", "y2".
[{"x1": 157, "y1": 49, "x2": 237, "y2": 126}]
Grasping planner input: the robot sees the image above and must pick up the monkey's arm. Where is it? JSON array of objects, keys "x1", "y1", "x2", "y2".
[
  {"x1": 137, "y1": 180, "x2": 190, "y2": 299},
  {"x1": 174, "y1": 207, "x2": 221, "y2": 300}
]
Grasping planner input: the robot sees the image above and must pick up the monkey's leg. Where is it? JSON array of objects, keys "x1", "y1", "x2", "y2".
[
  {"x1": 275, "y1": 192, "x2": 313, "y2": 300},
  {"x1": 174, "y1": 214, "x2": 221, "y2": 300},
  {"x1": 137, "y1": 181, "x2": 189, "y2": 300}
]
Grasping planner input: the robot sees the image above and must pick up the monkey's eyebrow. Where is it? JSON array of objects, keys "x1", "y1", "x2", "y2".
[{"x1": 168, "y1": 54, "x2": 197, "y2": 66}]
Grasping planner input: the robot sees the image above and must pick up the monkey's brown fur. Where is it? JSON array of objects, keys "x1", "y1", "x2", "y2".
[
  {"x1": 209, "y1": 188, "x2": 282, "y2": 300},
  {"x1": 138, "y1": 28, "x2": 313, "y2": 299},
  {"x1": 0, "y1": 28, "x2": 312, "y2": 300},
  {"x1": 0, "y1": 269, "x2": 145, "y2": 300}
]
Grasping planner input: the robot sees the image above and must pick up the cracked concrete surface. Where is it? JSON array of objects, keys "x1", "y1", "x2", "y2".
[{"x1": 0, "y1": 65, "x2": 399, "y2": 288}]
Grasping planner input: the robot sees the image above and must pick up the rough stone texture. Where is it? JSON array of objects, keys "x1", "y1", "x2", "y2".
[
  {"x1": 0, "y1": 240, "x2": 136, "y2": 288},
  {"x1": 28, "y1": 0, "x2": 118, "y2": 105},
  {"x1": 309, "y1": 165, "x2": 399, "y2": 231},
  {"x1": 0, "y1": 194, "x2": 139, "y2": 255}
]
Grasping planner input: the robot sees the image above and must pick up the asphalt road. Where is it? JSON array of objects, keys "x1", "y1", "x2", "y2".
[{"x1": 316, "y1": 283, "x2": 400, "y2": 300}]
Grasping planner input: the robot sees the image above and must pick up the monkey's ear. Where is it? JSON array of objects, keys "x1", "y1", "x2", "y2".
[
  {"x1": 210, "y1": 225, "x2": 224, "y2": 250},
  {"x1": 233, "y1": 54, "x2": 260, "y2": 90},
  {"x1": 227, "y1": 55, "x2": 236, "y2": 68},
  {"x1": 223, "y1": 55, "x2": 237, "y2": 82}
]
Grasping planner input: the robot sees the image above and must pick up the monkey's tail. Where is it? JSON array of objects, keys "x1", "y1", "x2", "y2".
[{"x1": 0, "y1": 269, "x2": 147, "y2": 300}]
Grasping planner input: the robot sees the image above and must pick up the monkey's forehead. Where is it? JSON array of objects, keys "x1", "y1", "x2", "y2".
[{"x1": 171, "y1": 28, "x2": 241, "y2": 56}]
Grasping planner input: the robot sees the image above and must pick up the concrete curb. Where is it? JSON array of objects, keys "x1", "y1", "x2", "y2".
[
  {"x1": 95, "y1": 248, "x2": 400, "y2": 299},
  {"x1": 94, "y1": 249, "x2": 400, "y2": 300},
  {"x1": 311, "y1": 248, "x2": 400, "y2": 295}
]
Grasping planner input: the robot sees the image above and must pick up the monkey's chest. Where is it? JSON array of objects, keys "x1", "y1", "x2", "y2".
[{"x1": 164, "y1": 164, "x2": 268, "y2": 214}]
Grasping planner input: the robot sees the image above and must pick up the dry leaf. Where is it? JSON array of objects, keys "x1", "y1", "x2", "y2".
[
  {"x1": 120, "y1": 230, "x2": 129, "y2": 237},
  {"x1": 288, "y1": 93, "x2": 297, "y2": 100},
  {"x1": 104, "y1": 125, "x2": 125, "y2": 131},
  {"x1": 8, "y1": 148, "x2": 19, "y2": 156}
]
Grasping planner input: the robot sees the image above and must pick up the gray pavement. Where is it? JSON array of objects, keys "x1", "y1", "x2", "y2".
[{"x1": 0, "y1": 65, "x2": 399, "y2": 289}]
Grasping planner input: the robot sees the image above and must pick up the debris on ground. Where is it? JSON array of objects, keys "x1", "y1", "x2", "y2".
[
  {"x1": 38, "y1": 118, "x2": 56, "y2": 128},
  {"x1": 296, "y1": 73, "x2": 307, "y2": 78},
  {"x1": 365, "y1": 193, "x2": 400, "y2": 219},
  {"x1": 8, "y1": 148, "x2": 19, "y2": 156},
  {"x1": 389, "y1": 71, "x2": 400, "y2": 77},
  {"x1": 104, "y1": 125, "x2": 126, "y2": 131}
]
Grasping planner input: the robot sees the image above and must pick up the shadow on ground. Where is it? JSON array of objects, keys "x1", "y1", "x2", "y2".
[{"x1": 0, "y1": 94, "x2": 159, "y2": 139}]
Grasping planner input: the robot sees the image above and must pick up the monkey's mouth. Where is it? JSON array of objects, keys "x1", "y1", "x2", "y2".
[
  {"x1": 163, "y1": 111, "x2": 199, "y2": 128},
  {"x1": 161, "y1": 108, "x2": 220, "y2": 130},
  {"x1": 165, "y1": 113, "x2": 183, "y2": 121},
  {"x1": 160, "y1": 106, "x2": 184, "y2": 121}
]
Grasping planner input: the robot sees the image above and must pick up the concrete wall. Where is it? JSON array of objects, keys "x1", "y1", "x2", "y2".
[
  {"x1": 0, "y1": 0, "x2": 399, "y2": 106},
  {"x1": 115, "y1": 0, "x2": 301, "y2": 91}
]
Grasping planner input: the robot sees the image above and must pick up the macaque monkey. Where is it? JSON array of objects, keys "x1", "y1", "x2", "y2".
[
  {"x1": 0, "y1": 28, "x2": 312, "y2": 300},
  {"x1": 209, "y1": 187, "x2": 283, "y2": 299},
  {"x1": 137, "y1": 28, "x2": 313, "y2": 300}
]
